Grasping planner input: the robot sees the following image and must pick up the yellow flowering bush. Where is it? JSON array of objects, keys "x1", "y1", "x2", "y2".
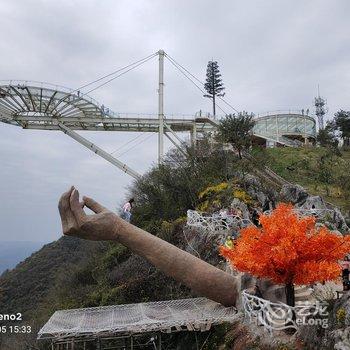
[
  {"x1": 197, "y1": 200, "x2": 210, "y2": 212},
  {"x1": 232, "y1": 188, "x2": 253, "y2": 204},
  {"x1": 336, "y1": 307, "x2": 346, "y2": 325},
  {"x1": 196, "y1": 181, "x2": 256, "y2": 212},
  {"x1": 160, "y1": 220, "x2": 173, "y2": 235},
  {"x1": 198, "y1": 182, "x2": 228, "y2": 199}
]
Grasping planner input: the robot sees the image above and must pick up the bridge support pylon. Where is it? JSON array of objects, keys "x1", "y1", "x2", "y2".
[{"x1": 158, "y1": 49, "x2": 165, "y2": 164}]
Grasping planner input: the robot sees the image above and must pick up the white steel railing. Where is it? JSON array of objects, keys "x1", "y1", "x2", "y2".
[
  {"x1": 255, "y1": 109, "x2": 314, "y2": 118},
  {"x1": 0, "y1": 80, "x2": 207, "y2": 121},
  {"x1": 0, "y1": 80, "x2": 101, "y2": 106}
]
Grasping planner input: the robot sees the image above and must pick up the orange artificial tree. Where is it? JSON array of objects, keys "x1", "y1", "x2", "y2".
[{"x1": 220, "y1": 203, "x2": 350, "y2": 306}]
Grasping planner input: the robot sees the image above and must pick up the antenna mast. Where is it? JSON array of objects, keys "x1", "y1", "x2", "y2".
[{"x1": 314, "y1": 85, "x2": 327, "y2": 130}]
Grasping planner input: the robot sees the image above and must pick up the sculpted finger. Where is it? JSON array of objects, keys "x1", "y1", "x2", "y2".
[
  {"x1": 70, "y1": 189, "x2": 86, "y2": 225},
  {"x1": 83, "y1": 196, "x2": 106, "y2": 214},
  {"x1": 58, "y1": 186, "x2": 74, "y2": 233},
  {"x1": 58, "y1": 186, "x2": 73, "y2": 211}
]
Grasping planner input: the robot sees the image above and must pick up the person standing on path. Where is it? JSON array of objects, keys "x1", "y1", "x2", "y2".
[{"x1": 122, "y1": 198, "x2": 134, "y2": 222}]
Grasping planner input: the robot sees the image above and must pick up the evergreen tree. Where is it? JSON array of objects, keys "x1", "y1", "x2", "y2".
[{"x1": 203, "y1": 61, "x2": 225, "y2": 118}]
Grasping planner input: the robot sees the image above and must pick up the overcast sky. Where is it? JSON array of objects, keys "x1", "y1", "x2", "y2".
[{"x1": 0, "y1": 0, "x2": 349, "y2": 242}]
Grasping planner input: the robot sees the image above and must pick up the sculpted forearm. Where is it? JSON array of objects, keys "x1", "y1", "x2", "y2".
[
  {"x1": 59, "y1": 187, "x2": 238, "y2": 307},
  {"x1": 114, "y1": 218, "x2": 238, "y2": 307}
]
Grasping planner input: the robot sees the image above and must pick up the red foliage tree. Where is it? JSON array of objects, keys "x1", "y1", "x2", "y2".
[{"x1": 220, "y1": 203, "x2": 350, "y2": 306}]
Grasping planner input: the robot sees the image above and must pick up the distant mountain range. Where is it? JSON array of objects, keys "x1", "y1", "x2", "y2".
[
  {"x1": 0, "y1": 241, "x2": 44, "y2": 274},
  {"x1": 0, "y1": 236, "x2": 107, "y2": 317}
]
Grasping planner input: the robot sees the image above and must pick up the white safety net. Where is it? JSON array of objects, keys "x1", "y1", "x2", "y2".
[
  {"x1": 38, "y1": 297, "x2": 238, "y2": 340},
  {"x1": 186, "y1": 210, "x2": 252, "y2": 232}
]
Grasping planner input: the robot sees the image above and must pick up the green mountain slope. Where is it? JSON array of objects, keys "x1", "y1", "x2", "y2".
[
  {"x1": 255, "y1": 147, "x2": 350, "y2": 213},
  {"x1": 0, "y1": 236, "x2": 106, "y2": 316}
]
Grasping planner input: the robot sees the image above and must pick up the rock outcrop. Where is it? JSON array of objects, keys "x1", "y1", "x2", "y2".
[
  {"x1": 280, "y1": 184, "x2": 349, "y2": 233},
  {"x1": 280, "y1": 184, "x2": 308, "y2": 205}
]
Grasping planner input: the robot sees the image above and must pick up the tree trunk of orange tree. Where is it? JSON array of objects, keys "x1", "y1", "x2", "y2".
[
  {"x1": 285, "y1": 282, "x2": 295, "y2": 307},
  {"x1": 284, "y1": 282, "x2": 296, "y2": 333}
]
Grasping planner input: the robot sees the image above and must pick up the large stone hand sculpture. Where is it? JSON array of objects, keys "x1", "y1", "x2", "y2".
[{"x1": 59, "y1": 187, "x2": 238, "y2": 307}]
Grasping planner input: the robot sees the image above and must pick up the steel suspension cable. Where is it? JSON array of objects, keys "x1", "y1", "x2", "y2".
[
  {"x1": 52, "y1": 53, "x2": 157, "y2": 117},
  {"x1": 166, "y1": 54, "x2": 239, "y2": 113},
  {"x1": 116, "y1": 133, "x2": 154, "y2": 158},
  {"x1": 78, "y1": 52, "x2": 157, "y2": 92},
  {"x1": 165, "y1": 56, "x2": 228, "y2": 115},
  {"x1": 165, "y1": 54, "x2": 204, "y2": 85},
  {"x1": 110, "y1": 132, "x2": 146, "y2": 155},
  {"x1": 84, "y1": 54, "x2": 157, "y2": 95},
  {"x1": 166, "y1": 54, "x2": 240, "y2": 114}
]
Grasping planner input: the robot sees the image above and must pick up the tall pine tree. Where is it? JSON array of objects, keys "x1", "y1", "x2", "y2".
[{"x1": 204, "y1": 61, "x2": 225, "y2": 118}]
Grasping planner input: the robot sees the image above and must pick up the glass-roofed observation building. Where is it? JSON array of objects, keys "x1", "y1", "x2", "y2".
[{"x1": 252, "y1": 110, "x2": 317, "y2": 147}]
